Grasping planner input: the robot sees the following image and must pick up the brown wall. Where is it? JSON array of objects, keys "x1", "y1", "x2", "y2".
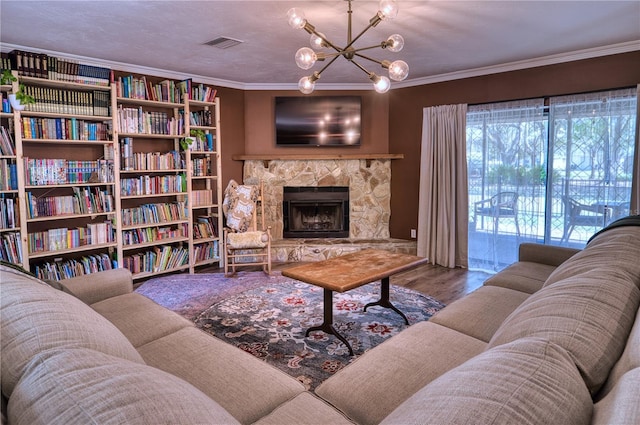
[
  {"x1": 388, "y1": 51, "x2": 640, "y2": 240},
  {"x1": 242, "y1": 90, "x2": 389, "y2": 155},
  {"x1": 216, "y1": 87, "x2": 246, "y2": 188}
]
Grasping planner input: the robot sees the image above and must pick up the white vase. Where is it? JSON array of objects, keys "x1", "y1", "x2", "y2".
[{"x1": 8, "y1": 94, "x2": 25, "y2": 111}]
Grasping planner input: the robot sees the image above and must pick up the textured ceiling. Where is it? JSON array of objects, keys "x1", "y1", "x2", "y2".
[{"x1": 1, "y1": 1, "x2": 639, "y2": 90}]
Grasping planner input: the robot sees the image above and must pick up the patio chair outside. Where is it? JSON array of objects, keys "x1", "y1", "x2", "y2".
[{"x1": 473, "y1": 191, "x2": 520, "y2": 236}]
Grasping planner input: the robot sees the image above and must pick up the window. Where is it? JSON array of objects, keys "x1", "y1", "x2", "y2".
[{"x1": 467, "y1": 88, "x2": 637, "y2": 272}]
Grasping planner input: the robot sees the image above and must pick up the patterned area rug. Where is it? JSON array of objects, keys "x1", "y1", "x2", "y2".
[{"x1": 136, "y1": 271, "x2": 444, "y2": 390}]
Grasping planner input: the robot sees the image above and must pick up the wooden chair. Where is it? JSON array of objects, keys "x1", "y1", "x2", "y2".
[
  {"x1": 473, "y1": 191, "x2": 520, "y2": 236},
  {"x1": 222, "y1": 180, "x2": 271, "y2": 276}
]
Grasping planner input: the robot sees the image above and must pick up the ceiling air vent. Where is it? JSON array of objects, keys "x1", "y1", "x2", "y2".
[{"x1": 204, "y1": 37, "x2": 244, "y2": 49}]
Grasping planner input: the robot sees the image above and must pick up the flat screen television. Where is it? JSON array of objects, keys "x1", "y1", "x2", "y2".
[{"x1": 275, "y1": 96, "x2": 361, "y2": 146}]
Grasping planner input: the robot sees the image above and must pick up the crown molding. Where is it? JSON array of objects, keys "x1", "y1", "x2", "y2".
[
  {"x1": 0, "y1": 43, "x2": 246, "y2": 90},
  {"x1": 3, "y1": 40, "x2": 638, "y2": 92},
  {"x1": 392, "y1": 40, "x2": 640, "y2": 89}
]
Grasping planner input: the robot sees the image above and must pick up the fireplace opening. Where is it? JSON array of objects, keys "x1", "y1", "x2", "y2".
[{"x1": 283, "y1": 186, "x2": 349, "y2": 238}]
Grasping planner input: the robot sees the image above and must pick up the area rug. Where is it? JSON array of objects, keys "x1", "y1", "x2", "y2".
[
  {"x1": 136, "y1": 271, "x2": 445, "y2": 390},
  {"x1": 136, "y1": 271, "x2": 296, "y2": 320}
]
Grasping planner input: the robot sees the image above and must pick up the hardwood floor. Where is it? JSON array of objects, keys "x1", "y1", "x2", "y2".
[{"x1": 202, "y1": 262, "x2": 491, "y2": 306}]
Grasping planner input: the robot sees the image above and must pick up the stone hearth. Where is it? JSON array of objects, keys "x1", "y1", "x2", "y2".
[{"x1": 242, "y1": 158, "x2": 416, "y2": 261}]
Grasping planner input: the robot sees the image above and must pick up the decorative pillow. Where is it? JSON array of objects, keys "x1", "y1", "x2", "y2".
[
  {"x1": 227, "y1": 231, "x2": 268, "y2": 249},
  {"x1": 223, "y1": 179, "x2": 259, "y2": 232},
  {"x1": 9, "y1": 348, "x2": 240, "y2": 425},
  {"x1": 1, "y1": 274, "x2": 144, "y2": 398},
  {"x1": 380, "y1": 338, "x2": 592, "y2": 425}
]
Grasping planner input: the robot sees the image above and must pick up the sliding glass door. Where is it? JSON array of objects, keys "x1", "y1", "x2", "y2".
[
  {"x1": 547, "y1": 89, "x2": 637, "y2": 245},
  {"x1": 467, "y1": 88, "x2": 637, "y2": 272}
]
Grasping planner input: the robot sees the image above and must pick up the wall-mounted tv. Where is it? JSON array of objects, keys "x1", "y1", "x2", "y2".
[{"x1": 275, "y1": 96, "x2": 361, "y2": 146}]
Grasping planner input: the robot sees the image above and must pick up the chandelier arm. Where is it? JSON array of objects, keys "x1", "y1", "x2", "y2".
[
  {"x1": 317, "y1": 54, "x2": 342, "y2": 76},
  {"x1": 353, "y1": 52, "x2": 384, "y2": 66},
  {"x1": 307, "y1": 25, "x2": 344, "y2": 53},
  {"x1": 348, "y1": 58, "x2": 374, "y2": 76},
  {"x1": 344, "y1": 22, "x2": 378, "y2": 52},
  {"x1": 349, "y1": 44, "x2": 388, "y2": 54}
]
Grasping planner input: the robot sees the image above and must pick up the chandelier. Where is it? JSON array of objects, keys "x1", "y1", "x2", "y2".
[{"x1": 287, "y1": 0, "x2": 409, "y2": 94}]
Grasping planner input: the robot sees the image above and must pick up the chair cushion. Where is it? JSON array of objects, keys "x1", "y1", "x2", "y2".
[
  {"x1": 223, "y1": 179, "x2": 259, "y2": 232},
  {"x1": 227, "y1": 230, "x2": 268, "y2": 249},
  {"x1": 8, "y1": 348, "x2": 240, "y2": 425},
  {"x1": 380, "y1": 338, "x2": 592, "y2": 425}
]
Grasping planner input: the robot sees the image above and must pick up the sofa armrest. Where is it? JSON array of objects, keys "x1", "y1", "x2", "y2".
[
  {"x1": 518, "y1": 243, "x2": 580, "y2": 267},
  {"x1": 60, "y1": 268, "x2": 133, "y2": 305}
]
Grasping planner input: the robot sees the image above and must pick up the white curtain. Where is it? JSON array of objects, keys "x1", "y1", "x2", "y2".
[
  {"x1": 633, "y1": 83, "x2": 640, "y2": 216},
  {"x1": 417, "y1": 104, "x2": 468, "y2": 268},
  {"x1": 466, "y1": 99, "x2": 546, "y2": 271},
  {"x1": 549, "y1": 87, "x2": 638, "y2": 239}
]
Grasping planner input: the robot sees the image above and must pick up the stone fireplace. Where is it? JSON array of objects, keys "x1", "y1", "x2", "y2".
[{"x1": 240, "y1": 156, "x2": 416, "y2": 261}]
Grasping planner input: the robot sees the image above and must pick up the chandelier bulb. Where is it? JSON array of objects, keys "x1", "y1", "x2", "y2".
[
  {"x1": 378, "y1": 0, "x2": 399, "y2": 20},
  {"x1": 388, "y1": 60, "x2": 409, "y2": 81},
  {"x1": 310, "y1": 32, "x2": 327, "y2": 49},
  {"x1": 298, "y1": 76, "x2": 316, "y2": 94},
  {"x1": 371, "y1": 74, "x2": 391, "y2": 93},
  {"x1": 295, "y1": 47, "x2": 317, "y2": 70},
  {"x1": 287, "y1": 8, "x2": 307, "y2": 29},
  {"x1": 386, "y1": 34, "x2": 404, "y2": 52}
]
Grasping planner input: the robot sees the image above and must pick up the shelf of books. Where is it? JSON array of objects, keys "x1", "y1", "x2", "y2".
[
  {"x1": 185, "y1": 93, "x2": 222, "y2": 272},
  {"x1": 16, "y1": 75, "x2": 117, "y2": 281},
  {"x1": 2, "y1": 53, "x2": 225, "y2": 281},
  {"x1": 1, "y1": 80, "x2": 23, "y2": 267},
  {"x1": 113, "y1": 72, "x2": 196, "y2": 280}
]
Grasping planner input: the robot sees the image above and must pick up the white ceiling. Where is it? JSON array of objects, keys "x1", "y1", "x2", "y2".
[{"x1": 1, "y1": 1, "x2": 639, "y2": 90}]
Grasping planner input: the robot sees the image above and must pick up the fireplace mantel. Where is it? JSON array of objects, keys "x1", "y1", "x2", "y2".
[{"x1": 232, "y1": 154, "x2": 403, "y2": 161}]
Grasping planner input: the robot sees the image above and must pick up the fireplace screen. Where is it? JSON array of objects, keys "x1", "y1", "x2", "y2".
[{"x1": 283, "y1": 186, "x2": 349, "y2": 238}]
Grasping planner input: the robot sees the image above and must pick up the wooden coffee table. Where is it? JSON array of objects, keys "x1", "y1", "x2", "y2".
[{"x1": 282, "y1": 249, "x2": 428, "y2": 355}]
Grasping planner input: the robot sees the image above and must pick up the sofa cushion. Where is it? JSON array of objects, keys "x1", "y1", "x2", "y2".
[
  {"x1": 8, "y1": 348, "x2": 240, "y2": 425},
  {"x1": 489, "y1": 272, "x2": 640, "y2": 394},
  {"x1": 596, "y1": 302, "x2": 640, "y2": 400},
  {"x1": 0, "y1": 273, "x2": 144, "y2": 399},
  {"x1": 315, "y1": 321, "x2": 487, "y2": 425},
  {"x1": 60, "y1": 267, "x2": 133, "y2": 304},
  {"x1": 430, "y1": 285, "x2": 530, "y2": 342},
  {"x1": 91, "y1": 292, "x2": 193, "y2": 347},
  {"x1": 592, "y1": 368, "x2": 640, "y2": 425},
  {"x1": 252, "y1": 392, "x2": 354, "y2": 425},
  {"x1": 483, "y1": 261, "x2": 555, "y2": 293},
  {"x1": 544, "y1": 226, "x2": 640, "y2": 288},
  {"x1": 380, "y1": 338, "x2": 592, "y2": 425},
  {"x1": 137, "y1": 326, "x2": 305, "y2": 425}
]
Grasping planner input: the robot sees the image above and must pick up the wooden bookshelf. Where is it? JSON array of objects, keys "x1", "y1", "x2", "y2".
[
  {"x1": 185, "y1": 97, "x2": 222, "y2": 271},
  {"x1": 0, "y1": 74, "x2": 23, "y2": 267},
  {"x1": 15, "y1": 75, "x2": 116, "y2": 280},
  {"x1": 3, "y1": 68, "x2": 224, "y2": 280}
]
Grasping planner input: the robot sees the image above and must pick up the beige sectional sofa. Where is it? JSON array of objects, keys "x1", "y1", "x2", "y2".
[{"x1": 1, "y1": 220, "x2": 639, "y2": 424}]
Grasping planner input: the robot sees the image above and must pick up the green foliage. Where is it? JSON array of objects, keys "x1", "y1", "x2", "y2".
[
  {"x1": 15, "y1": 84, "x2": 35, "y2": 105},
  {"x1": 486, "y1": 164, "x2": 546, "y2": 185},
  {"x1": 1, "y1": 69, "x2": 17, "y2": 85},
  {"x1": 180, "y1": 128, "x2": 207, "y2": 150}
]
